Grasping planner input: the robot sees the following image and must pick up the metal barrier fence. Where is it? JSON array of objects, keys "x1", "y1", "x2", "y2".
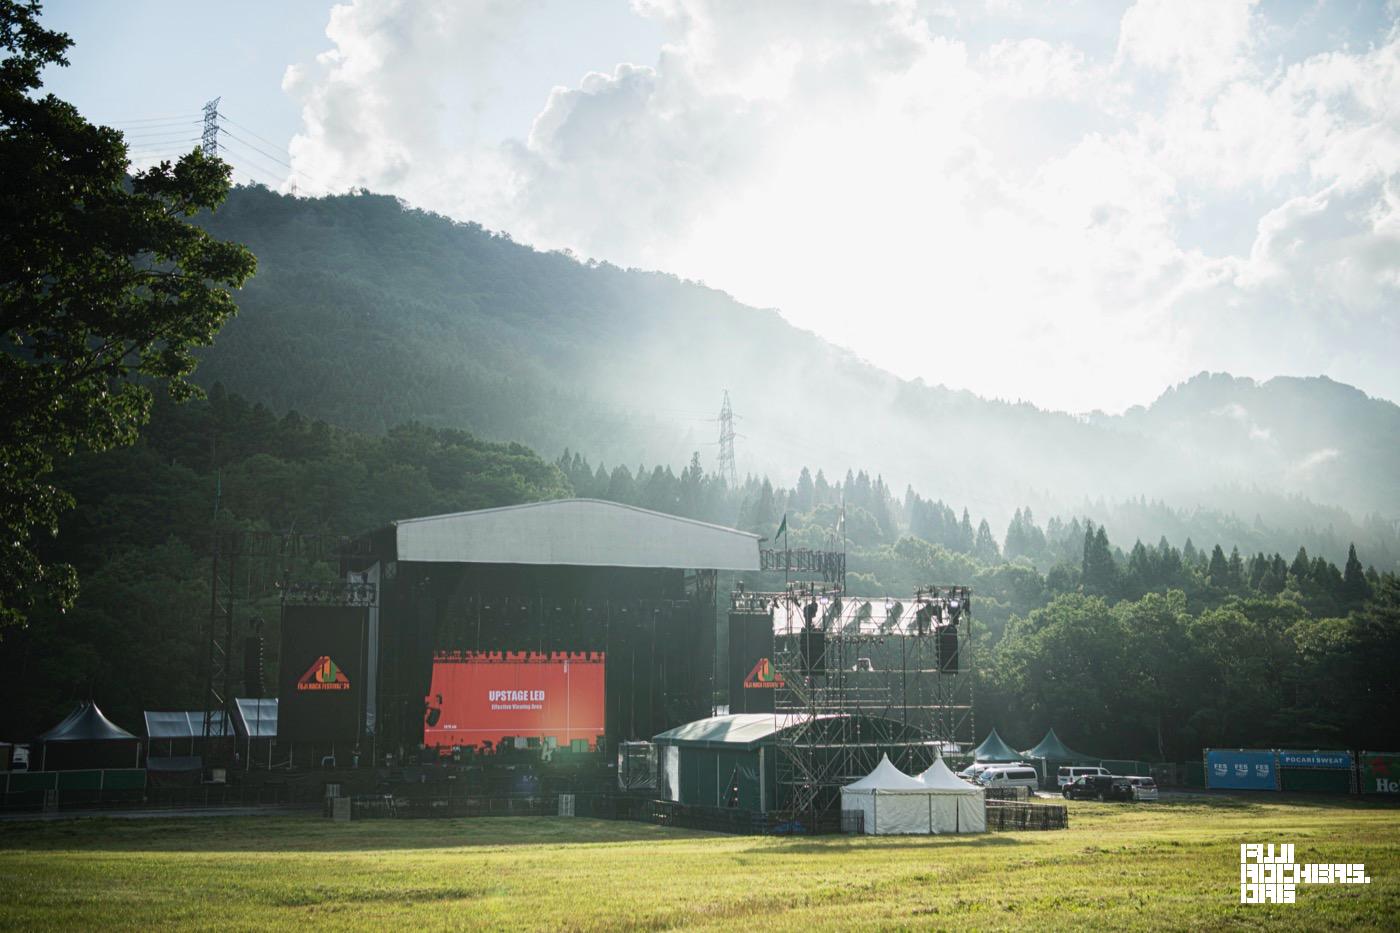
[
  {"x1": 984, "y1": 786, "x2": 1030, "y2": 801},
  {"x1": 344, "y1": 793, "x2": 835, "y2": 834},
  {"x1": 387, "y1": 795, "x2": 558, "y2": 819},
  {"x1": 0, "y1": 781, "x2": 318, "y2": 813},
  {"x1": 985, "y1": 800, "x2": 1069, "y2": 831},
  {"x1": 347, "y1": 793, "x2": 660, "y2": 822},
  {"x1": 652, "y1": 800, "x2": 773, "y2": 833}
]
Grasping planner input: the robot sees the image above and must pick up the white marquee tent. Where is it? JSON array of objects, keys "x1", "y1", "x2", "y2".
[
  {"x1": 840, "y1": 755, "x2": 986, "y2": 835},
  {"x1": 840, "y1": 755, "x2": 931, "y2": 834},
  {"x1": 916, "y1": 756, "x2": 987, "y2": 833}
]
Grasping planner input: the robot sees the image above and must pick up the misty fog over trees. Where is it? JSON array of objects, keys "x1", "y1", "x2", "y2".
[
  {"x1": 3, "y1": 384, "x2": 1395, "y2": 762},
  {"x1": 188, "y1": 187, "x2": 1400, "y2": 563}
]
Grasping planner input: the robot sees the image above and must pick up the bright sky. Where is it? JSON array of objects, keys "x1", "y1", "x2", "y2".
[{"x1": 40, "y1": 0, "x2": 1400, "y2": 414}]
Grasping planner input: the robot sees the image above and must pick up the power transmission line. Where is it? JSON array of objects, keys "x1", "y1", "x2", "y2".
[
  {"x1": 122, "y1": 129, "x2": 203, "y2": 142},
  {"x1": 121, "y1": 101, "x2": 356, "y2": 194},
  {"x1": 111, "y1": 112, "x2": 198, "y2": 124},
  {"x1": 215, "y1": 112, "x2": 293, "y2": 158},
  {"x1": 217, "y1": 113, "x2": 345, "y2": 193},
  {"x1": 219, "y1": 128, "x2": 294, "y2": 170}
]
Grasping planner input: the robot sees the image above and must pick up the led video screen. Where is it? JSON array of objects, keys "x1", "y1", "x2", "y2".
[
  {"x1": 424, "y1": 651, "x2": 605, "y2": 751},
  {"x1": 277, "y1": 604, "x2": 366, "y2": 742}
]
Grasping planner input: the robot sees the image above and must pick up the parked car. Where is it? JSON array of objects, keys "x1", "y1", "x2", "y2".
[
  {"x1": 977, "y1": 766, "x2": 1040, "y2": 791},
  {"x1": 1062, "y1": 774, "x2": 1133, "y2": 801},
  {"x1": 1057, "y1": 765, "x2": 1109, "y2": 788},
  {"x1": 1125, "y1": 775, "x2": 1158, "y2": 801}
]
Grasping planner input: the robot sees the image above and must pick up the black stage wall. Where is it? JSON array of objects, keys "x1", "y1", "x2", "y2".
[
  {"x1": 277, "y1": 605, "x2": 368, "y2": 743},
  {"x1": 374, "y1": 562, "x2": 717, "y2": 757}
]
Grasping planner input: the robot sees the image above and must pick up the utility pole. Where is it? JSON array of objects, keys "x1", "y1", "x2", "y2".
[
  {"x1": 201, "y1": 97, "x2": 220, "y2": 157},
  {"x1": 717, "y1": 390, "x2": 739, "y2": 488}
]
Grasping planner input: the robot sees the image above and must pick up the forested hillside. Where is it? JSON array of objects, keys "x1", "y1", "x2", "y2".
[
  {"x1": 188, "y1": 187, "x2": 1400, "y2": 553},
  {"x1": 3, "y1": 388, "x2": 1396, "y2": 761},
  {"x1": 2, "y1": 389, "x2": 569, "y2": 741},
  {"x1": 5, "y1": 184, "x2": 1397, "y2": 759}
]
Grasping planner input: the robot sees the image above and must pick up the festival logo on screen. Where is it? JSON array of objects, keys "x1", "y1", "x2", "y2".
[
  {"x1": 296, "y1": 655, "x2": 350, "y2": 692},
  {"x1": 744, "y1": 657, "x2": 784, "y2": 689}
]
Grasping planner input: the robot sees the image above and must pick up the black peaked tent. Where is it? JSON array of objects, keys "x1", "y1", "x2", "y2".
[
  {"x1": 37, "y1": 702, "x2": 143, "y2": 771},
  {"x1": 972, "y1": 728, "x2": 1022, "y2": 763}
]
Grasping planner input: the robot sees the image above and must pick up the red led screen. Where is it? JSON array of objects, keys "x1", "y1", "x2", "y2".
[{"x1": 424, "y1": 651, "x2": 605, "y2": 751}]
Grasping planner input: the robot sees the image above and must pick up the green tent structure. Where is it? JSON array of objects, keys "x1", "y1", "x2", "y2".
[
  {"x1": 1020, "y1": 728, "x2": 1097, "y2": 787},
  {"x1": 972, "y1": 728, "x2": 1022, "y2": 763},
  {"x1": 1021, "y1": 728, "x2": 1092, "y2": 762}
]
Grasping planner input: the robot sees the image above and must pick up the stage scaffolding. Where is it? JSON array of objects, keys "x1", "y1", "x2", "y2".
[
  {"x1": 201, "y1": 531, "x2": 372, "y2": 762},
  {"x1": 737, "y1": 583, "x2": 975, "y2": 826}
]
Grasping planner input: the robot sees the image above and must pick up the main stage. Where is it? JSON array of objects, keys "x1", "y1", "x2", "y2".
[{"x1": 276, "y1": 499, "x2": 761, "y2": 766}]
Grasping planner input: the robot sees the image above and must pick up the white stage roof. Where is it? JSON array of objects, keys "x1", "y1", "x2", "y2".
[{"x1": 390, "y1": 499, "x2": 761, "y2": 571}]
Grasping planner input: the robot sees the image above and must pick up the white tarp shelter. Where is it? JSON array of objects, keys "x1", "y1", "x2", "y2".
[
  {"x1": 840, "y1": 755, "x2": 938, "y2": 835},
  {"x1": 916, "y1": 756, "x2": 987, "y2": 833}
]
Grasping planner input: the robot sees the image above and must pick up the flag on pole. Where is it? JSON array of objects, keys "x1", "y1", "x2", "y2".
[{"x1": 775, "y1": 513, "x2": 787, "y2": 542}]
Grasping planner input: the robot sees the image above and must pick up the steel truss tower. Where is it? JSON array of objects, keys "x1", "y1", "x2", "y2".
[
  {"x1": 200, "y1": 531, "x2": 372, "y2": 763},
  {"x1": 201, "y1": 97, "x2": 220, "y2": 157},
  {"x1": 756, "y1": 583, "x2": 975, "y2": 829},
  {"x1": 716, "y1": 390, "x2": 738, "y2": 488}
]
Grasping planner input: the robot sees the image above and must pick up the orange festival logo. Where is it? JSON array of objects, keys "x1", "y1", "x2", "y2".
[
  {"x1": 743, "y1": 657, "x2": 784, "y2": 688},
  {"x1": 297, "y1": 656, "x2": 350, "y2": 691}
]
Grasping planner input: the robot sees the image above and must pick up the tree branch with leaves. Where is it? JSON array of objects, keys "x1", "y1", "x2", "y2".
[{"x1": 0, "y1": 0, "x2": 255, "y2": 628}]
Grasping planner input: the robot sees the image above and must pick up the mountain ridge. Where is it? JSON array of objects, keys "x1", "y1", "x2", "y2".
[{"x1": 191, "y1": 186, "x2": 1399, "y2": 526}]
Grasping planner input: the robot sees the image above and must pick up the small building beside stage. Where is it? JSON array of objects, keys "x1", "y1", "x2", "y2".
[{"x1": 653, "y1": 712, "x2": 936, "y2": 813}]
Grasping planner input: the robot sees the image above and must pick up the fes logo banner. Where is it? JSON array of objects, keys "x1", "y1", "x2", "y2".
[
  {"x1": 297, "y1": 655, "x2": 350, "y2": 692},
  {"x1": 744, "y1": 657, "x2": 784, "y2": 689}
]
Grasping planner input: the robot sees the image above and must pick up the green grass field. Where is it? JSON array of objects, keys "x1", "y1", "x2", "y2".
[{"x1": 1, "y1": 796, "x2": 1396, "y2": 930}]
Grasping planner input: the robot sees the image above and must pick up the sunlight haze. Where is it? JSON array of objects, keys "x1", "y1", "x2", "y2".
[{"x1": 44, "y1": 0, "x2": 1400, "y2": 413}]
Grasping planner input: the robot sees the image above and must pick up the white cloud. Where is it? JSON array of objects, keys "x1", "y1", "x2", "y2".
[
  {"x1": 284, "y1": 0, "x2": 1400, "y2": 412},
  {"x1": 1116, "y1": 0, "x2": 1260, "y2": 98}
]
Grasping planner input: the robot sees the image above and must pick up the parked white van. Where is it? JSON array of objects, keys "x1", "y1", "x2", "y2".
[
  {"x1": 960, "y1": 761, "x2": 1031, "y2": 783},
  {"x1": 978, "y1": 766, "x2": 1040, "y2": 791},
  {"x1": 1057, "y1": 765, "x2": 1109, "y2": 788}
]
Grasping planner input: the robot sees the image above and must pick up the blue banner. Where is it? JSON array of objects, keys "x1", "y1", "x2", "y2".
[
  {"x1": 1206, "y1": 749, "x2": 1278, "y2": 790},
  {"x1": 1280, "y1": 750, "x2": 1353, "y2": 770}
]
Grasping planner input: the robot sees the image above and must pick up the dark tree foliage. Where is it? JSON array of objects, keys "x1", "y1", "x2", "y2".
[
  {"x1": 0, "y1": 388, "x2": 571, "y2": 736},
  {"x1": 4, "y1": 380, "x2": 1392, "y2": 752},
  {"x1": 0, "y1": 1, "x2": 256, "y2": 628},
  {"x1": 1081, "y1": 523, "x2": 1118, "y2": 597}
]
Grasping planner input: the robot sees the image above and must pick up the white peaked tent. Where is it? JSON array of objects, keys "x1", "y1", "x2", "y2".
[
  {"x1": 916, "y1": 757, "x2": 987, "y2": 833},
  {"x1": 840, "y1": 755, "x2": 938, "y2": 835}
]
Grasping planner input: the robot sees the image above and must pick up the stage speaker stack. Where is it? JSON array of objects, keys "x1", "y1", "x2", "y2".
[
  {"x1": 801, "y1": 629, "x2": 827, "y2": 676},
  {"x1": 937, "y1": 627, "x2": 959, "y2": 673}
]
